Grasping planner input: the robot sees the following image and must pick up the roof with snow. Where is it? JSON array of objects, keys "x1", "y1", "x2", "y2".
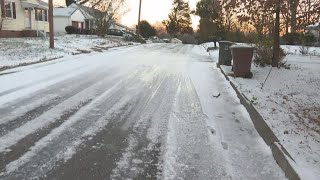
[
  {"x1": 306, "y1": 22, "x2": 320, "y2": 29},
  {"x1": 37, "y1": 0, "x2": 48, "y2": 7},
  {"x1": 53, "y1": 3, "x2": 102, "y2": 19},
  {"x1": 53, "y1": 7, "x2": 77, "y2": 17}
]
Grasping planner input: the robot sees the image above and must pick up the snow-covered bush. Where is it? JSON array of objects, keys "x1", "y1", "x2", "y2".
[
  {"x1": 299, "y1": 45, "x2": 309, "y2": 55},
  {"x1": 176, "y1": 34, "x2": 198, "y2": 44},
  {"x1": 124, "y1": 34, "x2": 146, "y2": 44}
]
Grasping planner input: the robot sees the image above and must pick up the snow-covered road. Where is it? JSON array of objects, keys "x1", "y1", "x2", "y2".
[{"x1": 0, "y1": 44, "x2": 285, "y2": 179}]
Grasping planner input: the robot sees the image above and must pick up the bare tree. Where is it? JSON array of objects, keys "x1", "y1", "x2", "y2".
[
  {"x1": 280, "y1": 0, "x2": 319, "y2": 33},
  {"x1": 153, "y1": 21, "x2": 166, "y2": 34},
  {"x1": 223, "y1": 0, "x2": 276, "y2": 37},
  {"x1": 79, "y1": 0, "x2": 128, "y2": 37},
  {"x1": 297, "y1": 0, "x2": 320, "y2": 29}
]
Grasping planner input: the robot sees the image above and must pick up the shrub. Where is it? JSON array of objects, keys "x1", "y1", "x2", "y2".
[
  {"x1": 82, "y1": 29, "x2": 94, "y2": 35},
  {"x1": 177, "y1": 33, "x2": 198, "y2": 44},
  {"x1": 299, "y1": 45, "x2": 309, "y2": 55},
  {"x1": 254, "y1": 40, "x2": 286, "y2": 67},
  {"x1": 303, "y1": 32, "x2": 316, "y2": 46},
  {"x1": 158, "y1": 33, "x2": 171, "y2": 39},
  {"x1": 124, "y1": 34, "x2": 146, "y2": 44},
  {"x1": 65, "y1": 26, "x2": 77, "y2": 34},
  {"x1": 282, "y1": 32, "x2": 303, "y2": 45},
  {"x1": 224, "y1": 31, "x2": 246, "y2": 43}
]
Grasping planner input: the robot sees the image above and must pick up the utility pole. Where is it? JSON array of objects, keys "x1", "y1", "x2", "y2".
[
  {"x1": 137, "y1": 0, "x2": 142, "y2": 34},
  {"x1": 272, "y1": 0, "x2": 280, "y2": 67},
  {"x1": 48, "y1": 0, "x2": 54, "y2": 49}
]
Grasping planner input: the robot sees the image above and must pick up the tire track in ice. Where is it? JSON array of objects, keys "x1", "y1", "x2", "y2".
[
  {"x1": 45, "y1": 67, "x2": 173, "y2": 180},
  {"x1": 0, "y1": 62, "x2": 95, "y2": 101},
  {"x1": 0, "y1": 69, "x2": 118, "y2": 135},
  {"x1": 0, "y1": 67, "x2": 139, "y2": 154},
  {"x1": 44, "y1": 88, "x2": 144, "y2": 180},
  {"x1": 0, "y1": 99, "x2": 92, "y2": 171},
  {"x1": 161, "y1": 77, "x2": 230, "y2": 180},
  {"x1": 110, "y1": 73, "x2": 181, "y2": 180},
  {"x1": 0, "y1": 70, "x2": 126, "y2": 172},
  {"x1": 0, "y1": 66, "x2": 162, "y2": 179}
]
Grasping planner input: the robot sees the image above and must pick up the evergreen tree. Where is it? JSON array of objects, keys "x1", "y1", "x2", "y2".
[
  {"x1": 196, "y1": 0, "x2": 223, "y2": 43},
  {"x1": 66, "y1": 0, "x2": 75, "y2": 7},
  {"x1": 138, "y1": 20, "x2": 156, "y2": 38},
  {"x1": 163, "y1": 0, "x2": 193, "y2": 36}
]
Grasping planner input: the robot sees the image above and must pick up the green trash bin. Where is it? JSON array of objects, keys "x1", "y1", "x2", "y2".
[{"x1": 218, "y1": 41, "x2": 233, "y2": 66}]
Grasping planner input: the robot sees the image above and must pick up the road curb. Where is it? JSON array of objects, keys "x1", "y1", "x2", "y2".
[
  {"x1": 0, "y1": 44, "x2": 139, "y2": 74},
  {"x1": 218, "y1": 65, "x2": 301, "y2": 180}
]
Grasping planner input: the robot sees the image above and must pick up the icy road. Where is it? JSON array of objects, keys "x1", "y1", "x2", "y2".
[{"x1": 0, "y1": 44, "x2": 285, "y2": 179}]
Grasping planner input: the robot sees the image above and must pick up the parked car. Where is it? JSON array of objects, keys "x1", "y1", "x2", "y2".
[
  {"x1": 121, "y1": 30, "x2": 133, "y2": 38},
  {"x1": 107, "y1": 29, "x2": 124, "y2": 36},
  {"x1": 149, "y1": 36, "x2": 164, "y2": 43},
  {"x1": 163, "y1": 38, "x2": 170, "y2": 43}
]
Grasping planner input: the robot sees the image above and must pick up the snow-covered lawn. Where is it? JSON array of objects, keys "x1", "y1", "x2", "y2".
[
  {"x1": 219, "y1": 47, "x2": 320, "y2": 179},
  {"x1": 0, "y1": 35, "x2": 134, "y2": 68}
]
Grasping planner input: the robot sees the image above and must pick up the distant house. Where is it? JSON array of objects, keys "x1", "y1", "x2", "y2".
[
  {"x1": 0, "y1": 0, "x2": 49, "y2": 37},
  {"x1": 53, "y1": 3, "x2": 99, "y2": 34},
  {"x1": 306, "y1": 22, "x2": 320, "y2": 42},
  {"x1": 109, "y1": 21, "x2": 135, "y2": 33}
]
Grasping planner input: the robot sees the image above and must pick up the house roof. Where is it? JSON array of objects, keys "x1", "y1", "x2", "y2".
[
  {"x1": 21, "y1": 0, "x2": 48, "y2": 10},
  {"x1": 306, "y1": 22, "x2": 320, "y2": 29},
  {"x1": 53, "y1": 7, "x2": 77, "y2": 17},
  {"x1": 75, "y1": 4, "x2": 102, "y2": 17},
  {"x1": 37, "y1": 0, "x2": 48, "y2": 7},
  {"x1": 68, "y1": 3, "x2": 102, "y2": 19},
  {"x1": 53, "y1": 3, "x2": 101, "y2": 19}
]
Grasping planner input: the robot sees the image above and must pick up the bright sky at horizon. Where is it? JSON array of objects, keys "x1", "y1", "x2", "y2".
[
  {"x1": 121, "y1": 0, "x2": 200, "y2": 29},
  {"x1": 55, "y1": 0, "x2": 200, "y2": 29}
]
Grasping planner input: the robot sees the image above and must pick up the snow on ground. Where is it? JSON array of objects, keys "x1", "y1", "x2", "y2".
[
  {"x1": 218, "y1": 47, "x2": 320, "y2": 179},
  {"x1": 202, "y1": 41, "x2": 320, "y2": 56},
  {"x1": 281, "y1": 45, "x2": 320, "y2": 56},
  {"x1": 0, "y1": 44, "x2": 286, "y2": 179},
  {"x1": 201, "y1": 42, "x2": 219, "y2": 50},
  {"x1": 0, "y1": 34, "x2": 134, "y2": 68}
]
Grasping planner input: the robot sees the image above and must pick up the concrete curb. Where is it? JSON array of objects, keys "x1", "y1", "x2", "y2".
[
  {"x1": 218, "y1": 66, "x2": 301, "y2": 180},
  {"x1": 0, "y1": 44, "x2": 139, "y2": 74}
]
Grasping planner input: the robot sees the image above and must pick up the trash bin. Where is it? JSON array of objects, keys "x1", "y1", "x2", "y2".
[
  {"x1": 230, "y1": 45, "x2": 255, "y2": 78},
  {"x1": 218, "y1": 41, "x2": 233, "y2": 66}
]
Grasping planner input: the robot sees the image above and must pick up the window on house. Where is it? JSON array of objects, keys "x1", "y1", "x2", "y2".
[
  {"x1": 4, "y1": 0, "x2": 16, "y2": 19},
  {"x1": 44, "y1": 10, "x2": 47, "y2": 21},
  {"x1": 35, "y1": 9, "x2": 48, "y2": 21},
  {"x1": 85, "y1": 20, "x2": 90, "y2": 30},
  {"x1": 37, "y1": 9, "x2": 43, "y2": 21}
]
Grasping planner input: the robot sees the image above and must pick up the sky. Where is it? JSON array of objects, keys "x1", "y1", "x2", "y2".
[
  {"x1": 120, "y1": 0, "x2": 200, "y2": 29},
  {"x1": 55, "y1": 0, "x2": 200, "y2": 29}
]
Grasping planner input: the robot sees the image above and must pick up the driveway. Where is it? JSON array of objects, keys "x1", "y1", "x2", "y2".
[{"x1": 0, "y1": 44, "x2": 285, "y2": 179}]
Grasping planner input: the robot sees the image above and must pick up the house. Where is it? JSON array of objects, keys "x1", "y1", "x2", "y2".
[
  {"x1": 109, "y1": 21, "x2": 135, "y2": 33},
  {"x1": 0, "y1": 0, "x2": 49, "y2": 37},
  {"x1": 306, "y1": 22, "x2": 320, "y2": 42},
  {"x1": 53, "y1": 3, "x2": 99, "y2": 34}
]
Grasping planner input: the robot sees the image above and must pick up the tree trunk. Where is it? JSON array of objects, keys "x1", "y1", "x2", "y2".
[
  {"x1": 0, "y1": 0, "x2": 5, "y2": 18},
  {"x1": 273, "y1": 0, "x2": 280, "y2": 67},
  {"x1": 290, "y1": 0, "x2": 299, "y2": 33}
]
